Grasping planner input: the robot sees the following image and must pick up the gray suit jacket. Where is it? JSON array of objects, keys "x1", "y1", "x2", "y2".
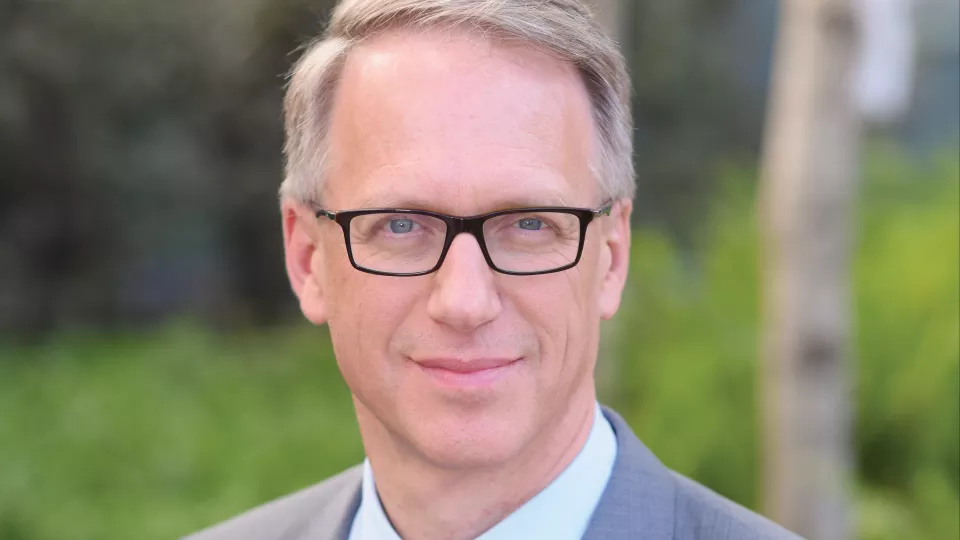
[{"x1": 186, "y1": 407, "x2": 803, "y2": 540}]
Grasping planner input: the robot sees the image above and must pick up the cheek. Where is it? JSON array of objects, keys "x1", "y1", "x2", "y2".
[
  {"x1": 508, "y1": 231, "x2": 607, "y2": 380},
  {"x1": 329, "y1": 280, "x2": 413, "y2": 346},
  {"x1": 319, "y1": 250, "x2": 421, "y2": 390},
  {"x1": 529, "y1": 243, "x2": 604, "y2": 324},
  {"x1": 579, "y1": 225, "x2": 608, "y2": 289},
  {"x1": 502, "y1": 269, "x2": 599, "y2": 371},
  {"x1": 329, "y1": 284, "x2": 420, "y2": 408}
]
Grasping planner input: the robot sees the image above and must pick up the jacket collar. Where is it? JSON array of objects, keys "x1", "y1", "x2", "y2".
[{"x1": 582, "y1": 406, "x2": 676, "y2": 540}]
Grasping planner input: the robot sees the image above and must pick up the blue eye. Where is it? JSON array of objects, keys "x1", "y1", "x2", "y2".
[
  {"x1": 389, "y1": 218, "x2": 415, "y2": 234},
  {"x1": 517, "y1": 218, "x2": 543, "y2": 231}
]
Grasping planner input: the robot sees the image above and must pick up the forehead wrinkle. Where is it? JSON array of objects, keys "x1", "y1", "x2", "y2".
[
  {"x1": 328, "y1": 28, "x2": 596, "y2": 212},
  {"x1": 355, "y1": 189, "x2": 571, "y2": 213},
  {"x1": 476, "y1": 35, "x2": 598, "y2": 196},
  {"x1": 356, "y1": 29, "x2": 586, "y2": 138},
  {"x1": 349, "y1": 161, "x2": 577, "y2": 207}
]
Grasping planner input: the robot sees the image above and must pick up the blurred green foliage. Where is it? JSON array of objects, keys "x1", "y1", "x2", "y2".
[
  {"x1": 610, "y1": 150, "x2": 959, "y2": 540},
  {"x1": 0, "y1": 326, "x2": 361, "y2": 540},
  {"x1": 0, "y1": 153, "x2": 956, "y2": 540}
]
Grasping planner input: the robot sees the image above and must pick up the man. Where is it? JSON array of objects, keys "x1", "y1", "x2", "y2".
[{"x1": 188, "y1": 1, "x2": 802, "y2": 539}]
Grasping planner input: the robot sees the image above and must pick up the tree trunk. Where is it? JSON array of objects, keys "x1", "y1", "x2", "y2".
[{"x1": 758, "y1": 1, "x2": 860, "y2": 539}]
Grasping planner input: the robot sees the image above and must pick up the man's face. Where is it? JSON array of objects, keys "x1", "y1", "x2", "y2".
[{"x1": 284, "y1": 30, "x2": 632, "y2": 467}]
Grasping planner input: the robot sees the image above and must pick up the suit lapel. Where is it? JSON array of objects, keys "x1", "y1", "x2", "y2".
[
  {"x1": 298, "y1": 466, "x2": 362, "y2": 540},
  {"x1": 582, "y1": 407, "x2": 676, "y2": 540}
]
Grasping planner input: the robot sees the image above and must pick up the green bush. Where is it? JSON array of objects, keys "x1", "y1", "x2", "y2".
[
  {"x1": 0, "y1": 154, "x2": 956, "y2": 540},
  {"x1": 853, "y1": 153, "x2": 959, "y2": 540},
  {"x1": 0, "y1": 326, "x2": 360, "y2": 540}
]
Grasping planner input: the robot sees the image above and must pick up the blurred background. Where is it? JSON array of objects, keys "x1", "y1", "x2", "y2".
[{"x1": 0, "y1": 0, "x2": 956, "y2": 539}]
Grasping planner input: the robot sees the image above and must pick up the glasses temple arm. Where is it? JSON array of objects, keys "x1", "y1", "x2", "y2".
[{"x1": 594, "y1": 202, "x2": 614, "y2": 216}]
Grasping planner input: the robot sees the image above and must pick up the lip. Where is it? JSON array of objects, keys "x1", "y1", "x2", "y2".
[
  {"x1": 416, "y1": 357, "x2": 518, "y2": 372},
  {"x1": 413, "y1": 357, "x2": 521, "y2": 389}
]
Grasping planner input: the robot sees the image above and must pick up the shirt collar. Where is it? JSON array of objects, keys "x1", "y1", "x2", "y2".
[{"x1": 349, "y1": 402, "x2": 618, "y2": 540}]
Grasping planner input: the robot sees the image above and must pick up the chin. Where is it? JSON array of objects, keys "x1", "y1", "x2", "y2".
[{"x1": 406, "y1": 407, "x2": 534, "y2": 469}]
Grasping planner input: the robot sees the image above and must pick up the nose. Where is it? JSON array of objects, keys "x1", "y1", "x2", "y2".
[{"x1": 426, "y1": 233, "x2": 502, "y2": 332}]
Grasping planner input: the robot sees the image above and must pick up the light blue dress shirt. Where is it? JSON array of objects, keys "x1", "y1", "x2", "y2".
[{"x1": 348, "y1": 403, "x2": 617, "y2": 540}]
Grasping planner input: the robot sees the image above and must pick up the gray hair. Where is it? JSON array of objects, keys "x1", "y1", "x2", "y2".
[{"x1": 280, "y1": 0, "x2": 634, "y2": 205}]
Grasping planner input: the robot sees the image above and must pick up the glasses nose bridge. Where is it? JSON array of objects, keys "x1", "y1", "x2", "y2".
[
  {"x1": 446, "y1": 215, "x2": 487, "y2": 244},
  {"x1": 441, "y1": 215, "x2": 493, "y2": 267}
]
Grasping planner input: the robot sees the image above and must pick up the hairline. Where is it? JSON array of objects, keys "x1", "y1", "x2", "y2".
[{"x1": 280, "y1": 4, "x2": 633, "y2": 207}]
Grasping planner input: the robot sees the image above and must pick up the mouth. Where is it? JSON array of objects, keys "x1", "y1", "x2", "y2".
[{"x1": 412, "y1": 357, "x2": 522, "y2": 390}]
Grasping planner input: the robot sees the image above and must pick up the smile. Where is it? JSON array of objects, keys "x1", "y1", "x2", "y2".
[{"x1": 413, "y1": 357, "x2": 522, "y2": 389}]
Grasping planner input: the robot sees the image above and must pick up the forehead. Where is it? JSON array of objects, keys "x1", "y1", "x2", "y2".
[{"x1": 324, "y1": 28, "x2": 598, "y2": 211}]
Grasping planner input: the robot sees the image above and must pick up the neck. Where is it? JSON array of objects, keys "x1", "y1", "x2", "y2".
[{"x1": 354, "y1": 389, "x2": 598, "y2": 540}]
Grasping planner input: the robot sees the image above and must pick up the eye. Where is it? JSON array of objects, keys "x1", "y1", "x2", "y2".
[
  {"x1": 517, "y1": 218, "x2": 544, "y2": 231},
  {"x1": 388, "y1": 218, "x2": 417, "y2": 234}
]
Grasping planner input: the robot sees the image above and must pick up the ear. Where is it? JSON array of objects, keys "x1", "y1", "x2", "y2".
[
  {"x1": 282, "y1": 200, "x2": 328, "y2": 325},
  {"x1": 598, "y1": 199, "x2": 632, "y2": 320}
]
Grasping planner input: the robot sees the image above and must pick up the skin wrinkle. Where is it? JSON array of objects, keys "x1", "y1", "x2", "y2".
[
  {"x1": 353, "y1": 181, "x2": 572, "y2": 214},
  {"x1": 282, "y1": 25, "x2": 632, "y2": 540},
  {"x1": 340, "y1": 31, "x2": 592, "y2": 194}
]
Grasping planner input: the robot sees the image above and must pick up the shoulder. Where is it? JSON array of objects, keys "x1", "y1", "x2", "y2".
[
  {"x1": 182, "y1": 465, "x2": 363, "y2": 540},
  {"x1": 669, "y1": 471, "x2": 804, "y2": 540},
  {"x1": 596, "y1": 406, "x2": 804, "y2": 540}
]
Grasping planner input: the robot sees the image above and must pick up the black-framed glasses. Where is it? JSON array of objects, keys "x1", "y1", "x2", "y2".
[{"x1": 315, "y1": 203, "x2": 613, "y2": 276}]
